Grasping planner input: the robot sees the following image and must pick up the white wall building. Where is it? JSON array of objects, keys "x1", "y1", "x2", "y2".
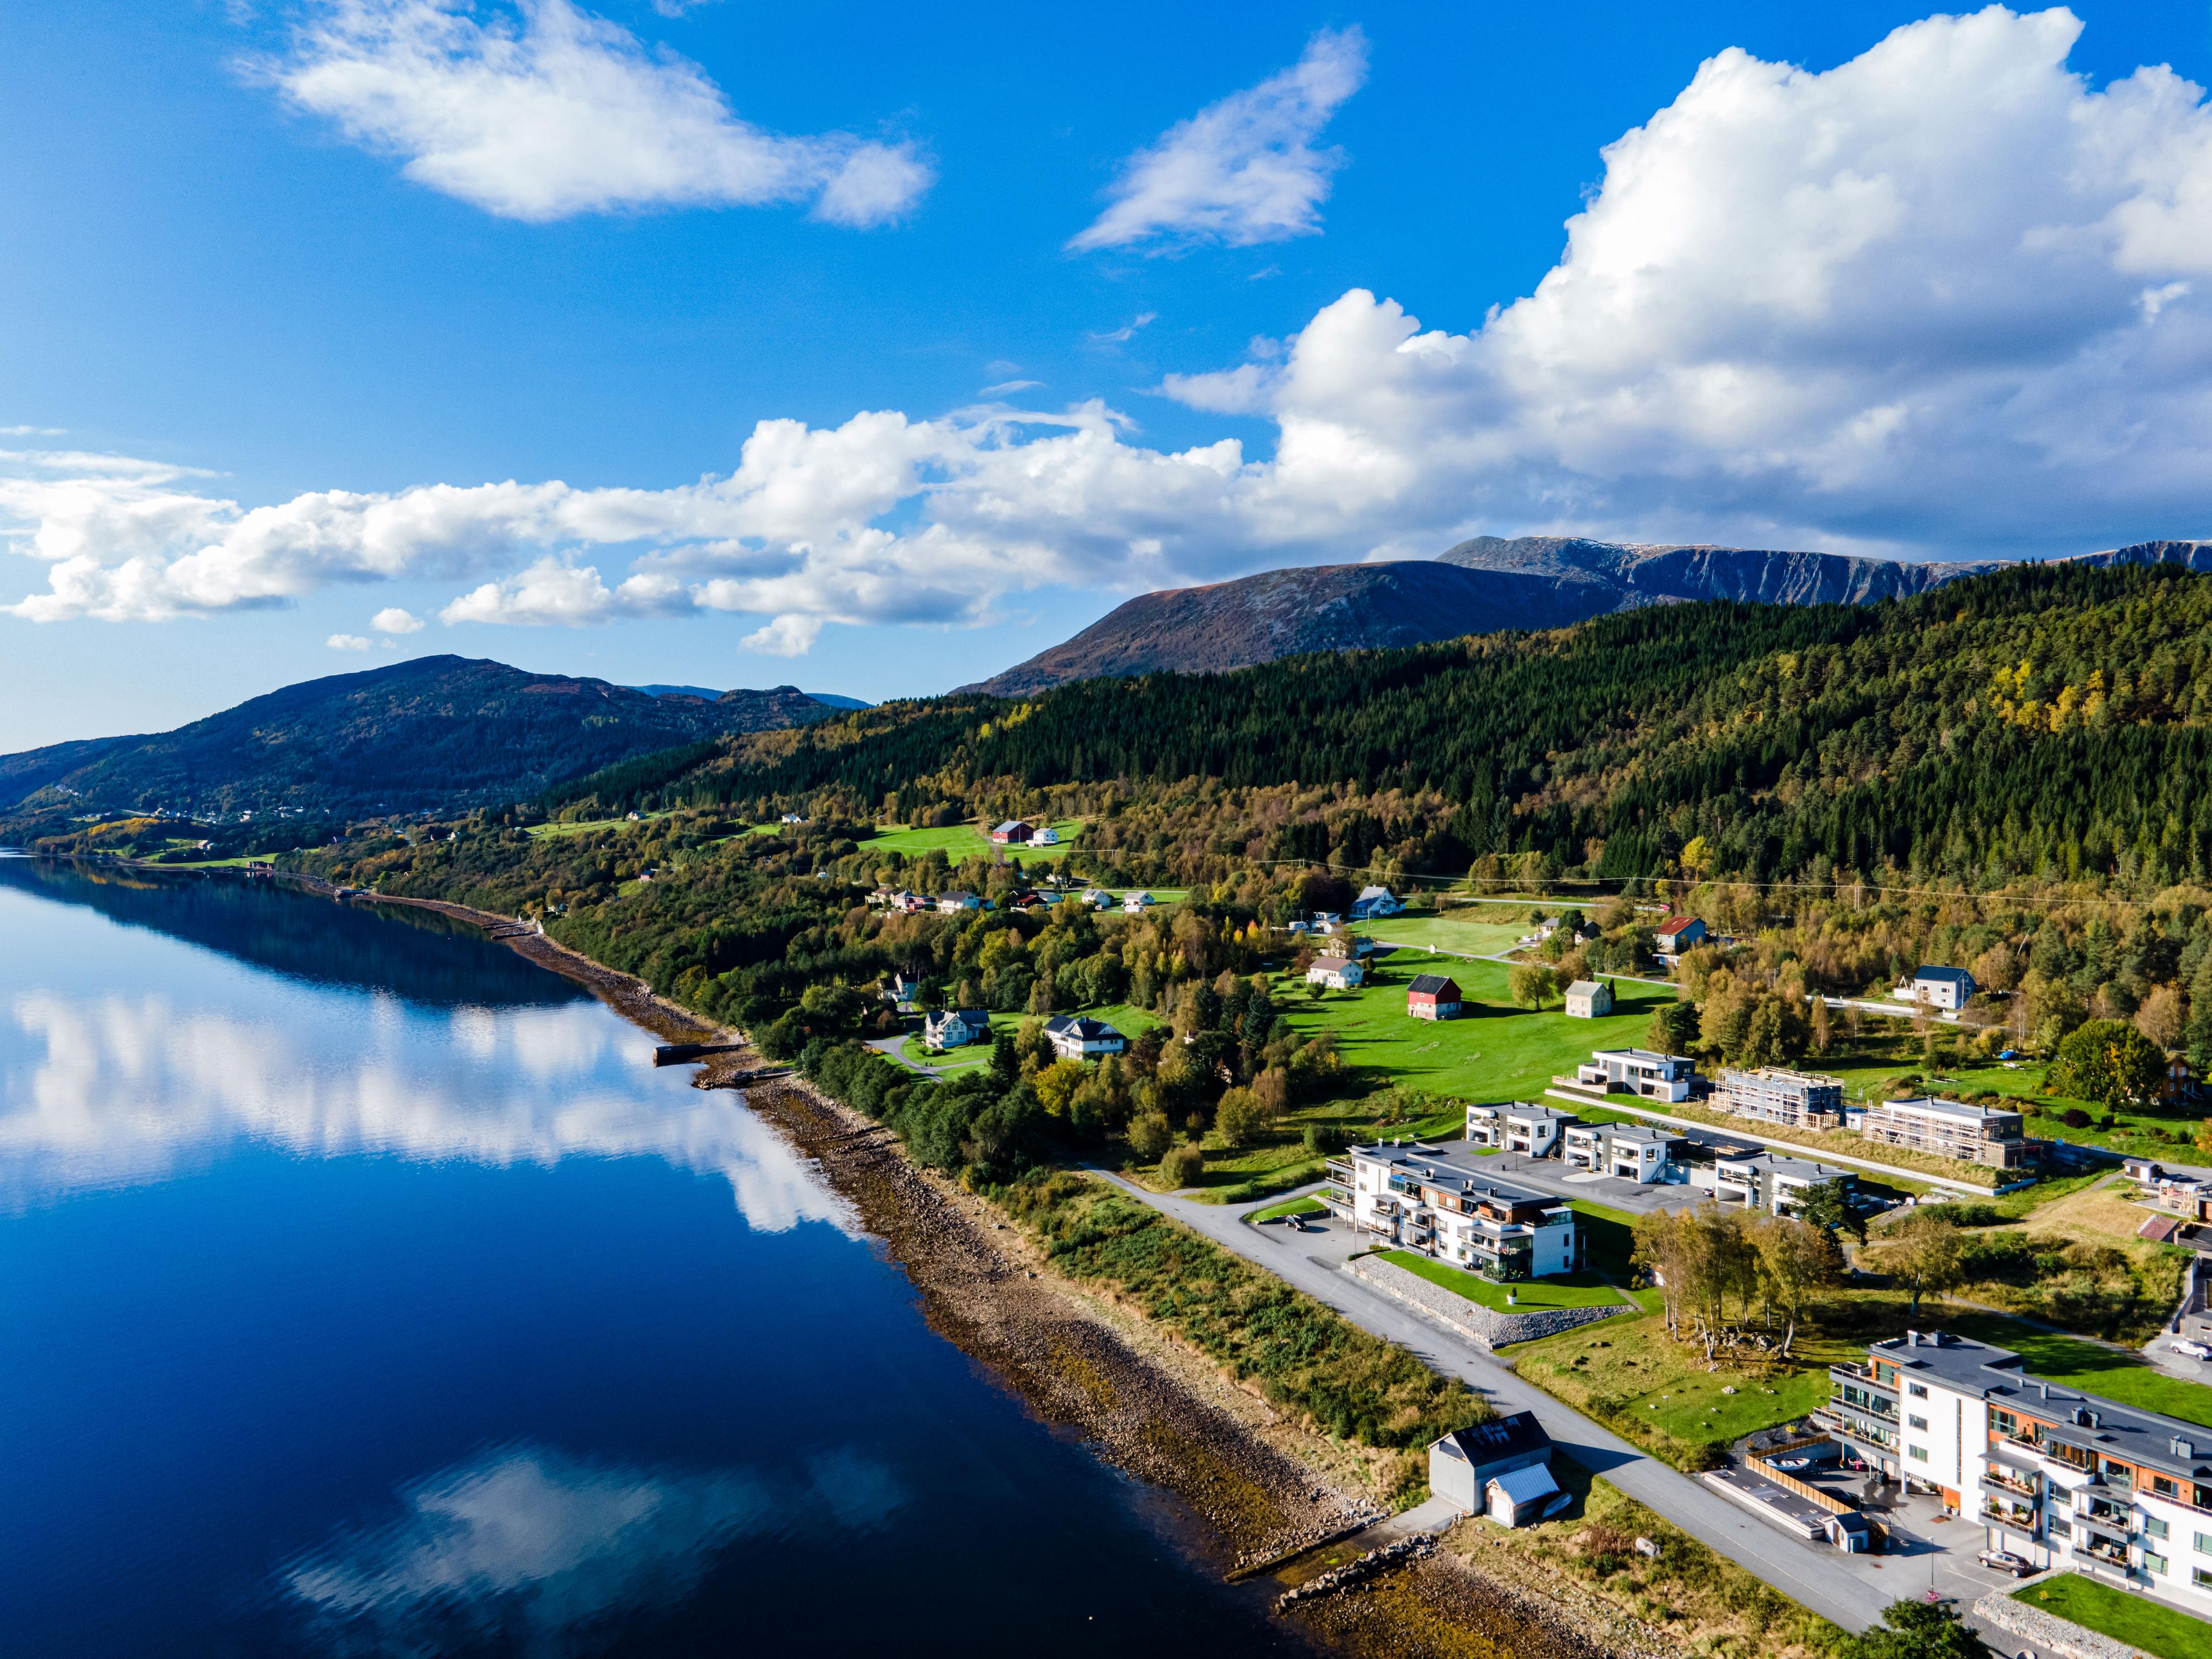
[
  {"x1": 1043, "y1": 1016, "x2": 1125, "y2": 1060},
  {"x1": 1324, "y1": 1140, "x2": 1577, "y2": 1279},
  {"x1": 1306, "y1": 956, "x2": 1363, "y2": 990},
  {"x1": 1465, "y1": 1103, "x2": 1577, "y2": 1157},
  {"x1": 1575, "y1": 1048, "x2": 1698, "y2": 1103},
  {"x1": 1817, "y1": 1329, "x2": 2212, "y2": 1618},
  {"x1": 1562, "y1": 1123, "x2": 1688, "y2": 1183}
]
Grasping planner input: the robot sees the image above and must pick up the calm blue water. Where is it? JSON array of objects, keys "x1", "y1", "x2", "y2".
[{"x1": 0, "y1": 857, "x2": 1296, "y2": 1657}]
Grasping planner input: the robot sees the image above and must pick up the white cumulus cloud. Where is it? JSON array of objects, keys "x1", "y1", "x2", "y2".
[
  {"x1": 256, "y1": 0, "x2": 933, "y2": 225},
  {"x1": 16, "y1": 9, "x2": 2212, "y2": 654},
  {"x1": 371, "y1": 605, "x2": 424, "y2": 634},
  {"x1": 1069, "y1": 26, "x2": 1368, "y2": 253},
  {"x1": 326, "y1": 632, "x2": 372, "y2": 650}
]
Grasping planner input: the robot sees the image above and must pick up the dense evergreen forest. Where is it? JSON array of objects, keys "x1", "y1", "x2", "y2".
[{"x1": 564, "y1": 562, "x2": 2212, "y2": 893}]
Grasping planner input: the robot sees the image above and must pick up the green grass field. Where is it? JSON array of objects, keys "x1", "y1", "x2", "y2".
[
  {"x1": 1363, "y1": 912, "x2": 1538, "y2": 959},
  {"x1": 1280, "y1": 959, "x2": 1669, "y2": 1103},
  {"x1": 1946, "y1": 1315, "x2": 2212, "y2": 1429},
  {"x1": 1251, "y1": 1195, "x2": 1327, "y2": 1222},
  {"x1": 897, "y1": 999, "x2": 1160, "y2": 1075},
  {"x1": 2014, "y1": 1574, "x2": 2212, "y2": 1659},
  {"x1": 862, "y1": 820, "x2": 1085, "y2": 861},
  {"x1": 1377, "y1": 1252, "x2": 1627, "y2": 1311}
]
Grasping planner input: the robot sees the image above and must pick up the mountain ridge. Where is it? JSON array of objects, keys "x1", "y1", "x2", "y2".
[{"x1": 0, "y1": 656, "x2": 837, "y2": 820}]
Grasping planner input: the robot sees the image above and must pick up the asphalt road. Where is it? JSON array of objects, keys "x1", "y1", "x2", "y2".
[{"x1": 1089, "y1": 1171, "x2": 2025, "y2": 1636}]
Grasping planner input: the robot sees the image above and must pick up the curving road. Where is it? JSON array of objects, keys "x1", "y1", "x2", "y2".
[{"x1": 1088, "y1": 1171, "x2": 2022, "y2": 1636}]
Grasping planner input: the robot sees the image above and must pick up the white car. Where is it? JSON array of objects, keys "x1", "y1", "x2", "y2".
[{"x1": 2171, "y1": 1337, "x2": 2212, "y2": 1360}]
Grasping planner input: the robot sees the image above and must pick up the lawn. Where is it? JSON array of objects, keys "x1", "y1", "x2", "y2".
[
  {"x1": 897, "y1": 999, "x2": 1158, "y2": 1074},
  {"x1": 2013, "y1": 1573, "x2": 2212, "y2": 1659},
  {"x1": 1376, "y1": 1251, "x2": 1628, "y2": 1311},
  {"x1": 862, "y1": 819, "x2": 1085, "y2": 862},
  {"x1": 1360, "y1": 911, "x2": 1533, "y2": 960},
  {"x1": 1251, "y1": 1195, "x2": 1328, "y2": 1222},
  {"x1": 1277, "y1": 958, "x2": 1672, "y2": 1104},
  {"x1": 1568, "y1": 1199, "x2": 1641, "y2": 1279},
  {"x1": 1944, "y1": 1314, "x2": 2212, "y2": 1430},
  {"x1": 1509, "y1": 1294, "x2": 1861, "y2": 1465}
]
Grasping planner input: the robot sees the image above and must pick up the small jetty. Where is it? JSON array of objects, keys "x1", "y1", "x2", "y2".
[{"x1": 653, "y1": 1042, "x2": 747, "y2": 1067}]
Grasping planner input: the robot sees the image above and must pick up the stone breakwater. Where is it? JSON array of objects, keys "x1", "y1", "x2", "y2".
[
  {"x1": 1347, "y1": 1254, "x2": 1634, "y2": 1348},
  {"x1": 1976, "y1": 1577, "x2": 2152, "y2": 1659},
  {"x1": 1276, "y1": 1535, "x2": 1437, "y2": 1611}
]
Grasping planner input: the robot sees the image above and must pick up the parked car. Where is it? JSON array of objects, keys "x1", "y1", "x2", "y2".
[
  {"x1": 1978, "y1": 1550, "x2": 2033, "y2": 1577},
  {"x1": 2171, "y1": 1337, "x2": 2212, "y2": 1359}
]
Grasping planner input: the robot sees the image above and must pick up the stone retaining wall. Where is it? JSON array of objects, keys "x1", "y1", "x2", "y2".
[
  {"x1": 1346, "y1": 1253, "x2": 1634, "y2": 1348},
  {"x1": 1975, "y1": 1576, "x2": 2154, "y2": 1659}
]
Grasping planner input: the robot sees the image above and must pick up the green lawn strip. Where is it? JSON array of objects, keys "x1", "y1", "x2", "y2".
[
  {"x1": 1508, "y1": 1303, "x2": 1849, "y2": 1468},
  {"x1": 1365, "y1": 913, "x2": 1530, "y2": 959},
  {"x1": 1250, "y1": 1195, "x2": 1327, "y2": 1222},
  {"x1": 860, "y1": 819, "x2": 1085, "y2": 862},
  {"x1": 1376, "y1": 1251, "x2": 1624, "y2": 1310},
  {"x1": 1567, "y1": 1199, "x2": 1641, "y2": 1279},
  {"x1": 1943, "y1": 1313, "x2": 2212, "y2": 1429},
  {"x1": 2013, "y1": 1573, "x2": 2212, "y2": 1659},
  {"x1": 1277, "y1": 957, "x2": 1673, "y2": 1105}
]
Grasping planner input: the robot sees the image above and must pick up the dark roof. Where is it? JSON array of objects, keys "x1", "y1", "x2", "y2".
[
  {"x1": 1914, "y1": 965, "x2": 1974, "y2": 984},
  {"x1": 1045, "y1": 1016, "x2": 1123, "y2": 1041},
  {"x1": 1407, "y1": 974, "x2": 1461, "y2": 997},
  {"x1": 1433, "y1": 1410, "x2": 1551, "y2": 1469}
]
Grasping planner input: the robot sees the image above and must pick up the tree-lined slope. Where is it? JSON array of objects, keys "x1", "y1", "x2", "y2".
[{"x1": 0, "y1": 656, "x2": 837, "y2": 819}]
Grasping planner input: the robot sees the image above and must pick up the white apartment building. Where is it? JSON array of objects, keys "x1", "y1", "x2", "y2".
[
  {"x1": 1324, "y1": 1140, "x2": 1577, "y2": 1280},
  {"x1": 1575, "y1": 1048, "x2": 1698, "y2": 1103},
  {"x1": 1818, "y1": 1329, "x2": 2212, "y2": 1618},
  {"x1": 1465, "y1": 1102, "x2": 1577, "y2": 1157},
  {"x1": 1861, "y1": 1094, "x2": 2029, "y2": 1168},
  {"x1": 1562, "y1": 1122, "x2": 1688, "y2": 1183},
  {"x1": 1715, "y1": 1067, "x2": 1844, "y2": 1130},
  {"x1": 1693, "y1": 1150, "x2": 1855, "y2": 1214}
]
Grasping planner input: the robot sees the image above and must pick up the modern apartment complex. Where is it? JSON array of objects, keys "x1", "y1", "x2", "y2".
[
  {"x1": 1817, "y1": 1329, "x2": 2212, "y2": 1618},
  {"x1": 1563, "y1": 1122, "x2": 1689, "y2": 1183},
  {"x1": 1324, "y1": 1140, "x2": 1578, "y2": 1281},
  {"x1": 1464, "y1": 1102, "x2": 1577, "y2": 1156},
  {"x1": 1574, "y1": 1048, "x2": 1699, "y2": 1103},
  {"x1": 1859, "y1": 1094, "x2": 2029, "y2": 1166},
  {"x1": 1715, "y1": 1067, "x2": 1844, "y2": 1130},
  {"x1": 1703, "y1": 1150, "x2": 1855, "y2": 1214}
]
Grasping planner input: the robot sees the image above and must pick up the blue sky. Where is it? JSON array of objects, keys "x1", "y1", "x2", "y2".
[{"x1": 5, "y1": 1, "x2": 2212, "y2": 750}]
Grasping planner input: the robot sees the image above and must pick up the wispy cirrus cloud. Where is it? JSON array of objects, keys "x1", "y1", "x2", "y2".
[
  {"x1": 253, "y1": 0, "x2": 933, "y2": 225},
  {"x1": 1069, "y1": 26, "x2": 1368, "y2": 253}
]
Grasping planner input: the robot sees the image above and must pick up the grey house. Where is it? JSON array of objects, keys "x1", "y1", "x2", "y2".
[{"x1": 1428, "y1": 1411, "x2": 1559, "y2": 1525}]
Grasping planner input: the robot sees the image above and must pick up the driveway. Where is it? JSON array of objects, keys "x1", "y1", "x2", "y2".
[
  {"x1": 1090, "y1": 1171, "x2": 1897, "y2": 1634},
  {"x1": 866, "y1": 1034, "x2": 944, "y2": 1076}
]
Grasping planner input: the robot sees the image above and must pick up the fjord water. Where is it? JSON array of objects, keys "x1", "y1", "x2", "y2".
[{"x1": 0, "y1": 857, "x2": 1294, "y2": 1657}]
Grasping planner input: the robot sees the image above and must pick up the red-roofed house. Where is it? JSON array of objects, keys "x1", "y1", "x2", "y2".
[{"x1": 1654, "y1": 915, "x2": 1707, "y2": 955}]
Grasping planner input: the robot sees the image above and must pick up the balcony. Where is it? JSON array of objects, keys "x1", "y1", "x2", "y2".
[
  {"x1": 2076, "y1": 1539, "x2": 2129, "y2": 1569},
  {"x1": 1813, "y1": 1406, "x2": 1899, "y2": 1451},
  {"x1": 1980, "y1": 1468, "x2": 2040, "y2": 1500},
  {"x1": 1982, "y1": 1499, "x2": 2037, "y2": 1531},
  {"x1": 1324, "y1": 1160, "x2": 1355, "y2": 1186}
]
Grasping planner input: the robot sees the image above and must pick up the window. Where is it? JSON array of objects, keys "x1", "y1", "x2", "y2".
[
  {"x1": 2049, "y1": 1517, "x2": 2071, "y2": 1539},
  {"x1": 2145, "y1": 1551, "x2": 2168, "y2": 1576},
  {"x1": 1908, "y1": 1383, "x2": 1929, "y2": 1399},
  {"x1": 2154, "y1": 1476, "x2": 2179, "y2": 1498},
  {"x1": 1908, "y1": 1445, "x2": 1929, "y2": 1463},
  {"x1": 2198, "y1": 1565, "x2": 2212, "y2": 1590},
  {"x1": 2195, "y1": 1532, "x2": 2212, "y2": 1555},
  {"x1": 2144, "y1": 1516, "x2": 2169, "y2": 1540},
  {"x1": 1909, "y1": 1415, "x2": 1929, "y2": 1431},
  {"x1": 1991, "y1": 1410, "x2": 2016, "y2": 1436}
]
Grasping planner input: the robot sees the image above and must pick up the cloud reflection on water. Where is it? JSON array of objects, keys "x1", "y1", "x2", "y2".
[
  {"x1": 0, "y1": 990, "x2": 854, "y2": 1233},
  {"x1": 282, "y1": 1443, "x2": 906, "y2": 1657}
]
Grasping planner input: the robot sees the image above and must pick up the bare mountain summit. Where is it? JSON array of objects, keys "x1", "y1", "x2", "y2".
[{"x1": 962, "y1": 537, "x2": 2006, "y2": 696}]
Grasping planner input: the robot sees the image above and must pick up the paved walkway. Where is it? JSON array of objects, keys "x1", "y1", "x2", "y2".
[{"x1": 1092, "y1": 1171, "x2": 2022, "y2": 1635}]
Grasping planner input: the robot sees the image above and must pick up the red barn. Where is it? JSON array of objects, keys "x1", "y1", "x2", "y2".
[{"x1": 1407, "y1": 974, "x2": 1463, "y2": 1021}]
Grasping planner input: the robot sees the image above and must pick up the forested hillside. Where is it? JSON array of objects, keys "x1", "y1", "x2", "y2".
[
  {"x1": 582, "y1": 561, "x2": 2212, "y2": 895},
  {"x1": 0, "y1": 656, "x2": 836, "y2": 820}
]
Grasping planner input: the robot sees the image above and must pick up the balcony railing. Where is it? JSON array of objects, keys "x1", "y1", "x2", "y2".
[
  {"x1": 1324, "y1": 1161, "x2": 1355, "y2": 1185},
  {"x1": 1980, "y1": 1469, "x2": 2039, "y2": 1499},
  {"x1": 1982, "y1": 1499, "x2": 2037, "y2": 1530}
]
